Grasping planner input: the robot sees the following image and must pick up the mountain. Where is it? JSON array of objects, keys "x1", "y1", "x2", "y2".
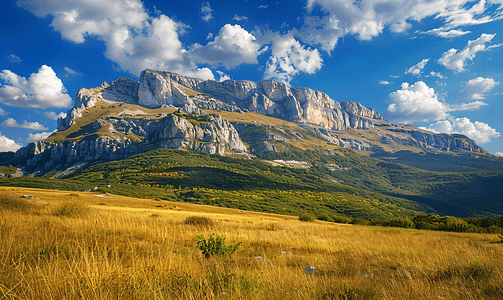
[{"x1": 2, "y1": 70, "x2": 503, "y2": 218}]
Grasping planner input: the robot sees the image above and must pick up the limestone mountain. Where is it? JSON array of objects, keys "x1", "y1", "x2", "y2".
[{"x1": 5, "y1": 69, "x2": 500, "y2": 176}]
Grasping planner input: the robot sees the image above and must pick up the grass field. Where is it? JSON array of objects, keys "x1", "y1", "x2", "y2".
[{"x1": 1, "y1": 187, "x2": 502, "y2": 299}]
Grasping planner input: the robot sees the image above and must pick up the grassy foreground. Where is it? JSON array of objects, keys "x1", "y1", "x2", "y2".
[{"x1": 1, "y1": 187, "x2": 502, "y2": 299}]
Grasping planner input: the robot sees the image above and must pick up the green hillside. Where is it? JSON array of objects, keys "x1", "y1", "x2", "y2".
[{"x1": 3, "y1": 146, "x2": 502, "y2": 219}]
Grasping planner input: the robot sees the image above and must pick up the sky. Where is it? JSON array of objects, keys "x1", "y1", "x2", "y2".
[{"x1": 1, "y1": 0, "x2": 503, "y2": 156}]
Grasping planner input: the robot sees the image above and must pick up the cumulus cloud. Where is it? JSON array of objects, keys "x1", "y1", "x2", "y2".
[
  {"x1": 0, "y1": 107, "x2": 8, "y2": 116},
  {"x1": 216, "y1": 71, "x2": 230, "y2": 82},
  {"x1": 190, "y1": 24, "x2": 266, "y2": 69},
  {"x1": 0, "y1": 131, "x2": 22, "y2": 152},
  {"x1": 26, "y1": 131, "x2": 54, "y2": 143},
  {"x1": 425, "y1": 117, "x2": 500, "y2": 144},
  {"x1": 301, "y1": 1, "x2": 503, "y2": 52},
  {"x1": 44, "y1": 111, "x2": 67, "y2": 120},
  {"x1": 386, "y1": 81, "x2": 488, "y2": 123},
  {"x1": 405, "y1": 59, "x2": 429, "y2": 76},
  {"x1": 201, "y1": 2, "x2": 213, "y2": 22},
  {"x1": 0, "y1": 118, "x2": 48, "y2": 130},
  {"x1": 263, "y1": 32, "x2": 323, "y2": 84},
  {"x1": 17, "y1": 0, "x2": 214, "y2": 80},
  {"x1": 495, "y1": 152, "x2": 503, "y2": 157},
  {"x1": 387, "y1": 81, "x2": 450, "y2": 123},
  {"x1": 7, "y1": 54, "x2": 21, "y2": 63},
  {"x1": 379, "y1": 80, "x2": 390, "y2": 85},
  {"x1": 438, "y1": 33, "x2": 496, "y2": 72},
  {"x1": 457, "y1": 77, "x2": 499, "y2": 102},
  {"x1": 0, "y1": 65, "x2": 72, "y2": 109}
]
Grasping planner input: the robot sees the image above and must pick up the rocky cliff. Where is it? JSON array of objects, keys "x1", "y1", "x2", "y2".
[
  {"x1": 140, "y1": 69, "x2": 382, "y2": 130},
  {"x1": 18, "y1": 107, "x2": 246, "y2": 174}
]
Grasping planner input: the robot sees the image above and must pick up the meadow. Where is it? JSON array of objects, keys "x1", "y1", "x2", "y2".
[{"x1": 1, "y1": 187, "x2": 502, "y2": 299}]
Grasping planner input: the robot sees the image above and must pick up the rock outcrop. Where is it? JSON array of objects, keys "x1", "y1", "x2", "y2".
[{"x1": 18, "y1": 109, "x2": 247, "y2": 174}]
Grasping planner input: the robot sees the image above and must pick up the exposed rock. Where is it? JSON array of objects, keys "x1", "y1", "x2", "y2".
[
  {"x1": 20, "y1": 109, "x2": 247, "y2": 174},
  {"x1": 153, "y1": 70, "x2": 382, "y2": 130},
  {"x1": 411, "y1": 130, "x2": 482, "y2": 152}
]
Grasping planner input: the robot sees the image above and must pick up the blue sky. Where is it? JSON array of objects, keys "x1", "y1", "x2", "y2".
[{"x1": 1, "y1": 0, "x2": 503, "y2": 156}]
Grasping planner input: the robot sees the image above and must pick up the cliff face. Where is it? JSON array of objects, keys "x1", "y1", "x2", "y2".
[
  {"x1": 142, "y1": 70, "x2": 382, "y2": 130},
  {"x1": 18, "y1": 109, "x2": 246, "y2": 174}
]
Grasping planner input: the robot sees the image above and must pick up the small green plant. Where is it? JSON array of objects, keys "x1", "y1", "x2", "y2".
[{"x1": 196, "y1": 233, "x2": 241, "y2": 259}]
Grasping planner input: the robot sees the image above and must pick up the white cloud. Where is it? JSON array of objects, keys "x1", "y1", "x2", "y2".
[
  {"x1": 379, "y1": 80, "x2": 390, "y2": 85},
  {"x1": 301, "y1": 1, "x2": 503, "y2": 52},
  {"x1": 0, "y1": 131, "x2": 22, "y2": 152},
  {"x1": 18, "y1": 0, "x2": 214, "y2": 80},
  {"x1": 438, "y1": 33, "x2": 496, "y2": 72},
  {"x1": 428, "y1": 71, "x2": 446, "y2": 79},
  {"x1": 258, "y1": 5, "x2": 268, "y2": 9},
  {"x1": 64, "y1": 67, "x2": 83, "y2": 76},
  {"x1": 0, "y1": 118, "x2": 48, "y2": 130},
  {"x1": 457, "y1": 77, "x2": 499, "y2": 102},
  {"x1": 386, "y1": 81, "x2": 488, "y2": 123},
  {"x1": 190, "y1": 24, "x2": 266, "y2": 69},
  {"x1": 233, "y1": 14, "x2": 248, "y2": 21},
  {"x1": 263, "y1": 32, "x2": 323, "y2": 84},
  {"x1": 405, "y1": 59, "x2": 429, "y2": 76},
  {"x1": 216, "y1": 71, "x2": 230, "y2": 82},
  {"x1": 201, "y1": 2, "x2": 213, "y2": 22},
  {"x1": 0, "y1": 107, "x2": 8, "y2": 116},
  {"x1": 44, "y1": 111, "x2": 67, "y2": 120},
  {"x1": 455, "y1": 101, "x2": 488, "y2": 111},
  {"x1": 425, "y1": 117, "x2": 500, "y2": 144},
  {"x1": 7, "y1": 54, "x2": 21, "y2": 63},
  {"x1": 26, "y1": 131, "x2": 54, "y2": 143},
  {"x1": 0, "y1": 65, "x2": 72, "y2": 109},
  {"x1": 387, "y1": 81, "x2": 450, "y2": 123},
  {"x1": 495, "y1": 152, "x2": 503, "y2": 157}
]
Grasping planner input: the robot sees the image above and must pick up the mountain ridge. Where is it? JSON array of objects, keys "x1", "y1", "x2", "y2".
[{"x1": 6, "y1": 69, "x2": 495, "y2": 177}]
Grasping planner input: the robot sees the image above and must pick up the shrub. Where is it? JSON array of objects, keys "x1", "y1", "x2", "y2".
[
  {"x1": 196, "y1": 233, "x2": 241, "y2": 259},
  {"x1": 299, "y1": 212, "x2": 315, "y2": 222},
  {"x1": 331, "y1": 215, "x2": 352, "y2": 224},
  {"x1": 386, "y1": 217, "x2": 415, "y2": 228},
  {"x1": 185, "y1": 216, "x2": 214, "y2": 227},
  {"x1": 317, "y1": 213, "x2": 334, "y2": 222}
]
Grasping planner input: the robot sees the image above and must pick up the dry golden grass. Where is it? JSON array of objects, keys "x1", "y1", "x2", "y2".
[{"x1": 1, "y1": 187, "x2": 502, "y2": 299}]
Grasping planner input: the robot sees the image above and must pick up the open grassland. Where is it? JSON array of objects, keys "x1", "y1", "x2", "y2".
[{"x1": 1, "y1": 187, "x2": 502, "y2": 299}]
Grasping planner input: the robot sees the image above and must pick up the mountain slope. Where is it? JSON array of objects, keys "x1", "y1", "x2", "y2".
[{"x1": 2, "y1": 70, "x2": 503, "y2": 218}]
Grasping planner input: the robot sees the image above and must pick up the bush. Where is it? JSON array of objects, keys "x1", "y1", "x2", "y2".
[
  {"x1": 317, "y1": 213, "x2": 334, "y2": 222},
  {"x1": 331, "y1": 215, "x2": 352, "y2": 224},
  {"x1": 185, "y1": 216, "x2": 214, "y2": 227},
  {"x1": 386, "y1": 217, "x2": 415, "y2": 228},
  {"x1": 196, "y1": 233, "x2": 241, "y2": 259},
  {"x1": 299, "y1": 212, "x2": 315, "y2": 222}
]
